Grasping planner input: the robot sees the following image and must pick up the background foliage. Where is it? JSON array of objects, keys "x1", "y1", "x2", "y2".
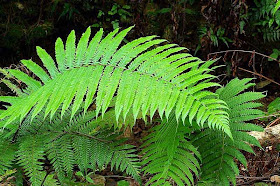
[
  {"x1": 1, "y1": 0, "x2": 280, "y2": 185},
  {"x1": 1, "y1": 0, "x2": 280, "y2": 91}
]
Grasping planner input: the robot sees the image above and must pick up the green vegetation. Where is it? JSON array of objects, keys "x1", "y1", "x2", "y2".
[
  {"x1": 0, "y1": 27, "x2": 264, "y2": 185},
  {"x1": 1, "y1": 0, "x2": 280, "y2": 185}
]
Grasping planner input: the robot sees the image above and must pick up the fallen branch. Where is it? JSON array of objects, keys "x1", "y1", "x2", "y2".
[
  {"x1": 208, "y1": 49, "x2": 280, "y2": 63},
  {"x1": 238, "y1": 67, "x2": 280, "y2": 87}
]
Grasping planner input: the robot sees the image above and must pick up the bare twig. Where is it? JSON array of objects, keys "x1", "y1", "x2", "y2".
[
  {"x1": 208, "y1": 49, "x2": 280, "y2": 63},
  {"x1": 236, "y1": 176, "x2": 269, "y2": 186},
  {"x1": 236, "y1": 176, "x2": 269, "y2": 179},
  {"x1": 256, "y1": 111, "x2": 280, "y2": 119},
  {"x1": 103, "y1": 175, "x2": 132, "y2": 179},
  {"x1": 238, "y1": 67, "x2": 280, "y2": 87},
  {"x1": 267, "y1": 117, "x2": 280, "y2": 128}
]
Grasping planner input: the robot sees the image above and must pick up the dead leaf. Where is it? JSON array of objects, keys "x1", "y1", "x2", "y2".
[{"x1": 270, "y1": 175, "x2": 280, "y2": 183}]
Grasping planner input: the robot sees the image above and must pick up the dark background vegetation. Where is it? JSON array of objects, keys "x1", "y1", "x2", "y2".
[
  {"x1": 1, "y1": 0, "x2": 280, "y2": 95},
  {"x1": 1, "y1": 0, "x2": 280, "y2": 185}
]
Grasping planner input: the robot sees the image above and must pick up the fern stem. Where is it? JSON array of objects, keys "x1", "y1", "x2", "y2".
[
  {"x1": 70, "y1": 131, "x2": 112, "y2": 143},
  {"x1": 75, "y1": 63, "x2": 179, "y2": 87},
  {"x1": 40, "y1": 171, "x2": 50, "y2": 186},
  {"x1": 51, "y1": 130, "x2": 111, "y2": 143}
]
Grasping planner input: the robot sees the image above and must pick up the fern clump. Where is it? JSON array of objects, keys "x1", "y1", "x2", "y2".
[{"x1": 0, "y1": 27, "x2": 264, "y2": 185}]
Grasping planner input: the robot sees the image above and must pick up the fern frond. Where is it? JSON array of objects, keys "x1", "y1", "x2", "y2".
[
  {"x1": 17, "y1": 135, "x2": 46, "y2": 185},
  {"x1": 21, "y1": 59, "x2": 51, "y2": 84},
  {"x1": 0, "y1": 27, "x2": 230, "y2": 136},
  {"x1": 142, "y1": 114, "x2": 201, "y2": 186},
  {"x1": 0, "y1": 140, "x2": 16, "y2": 175},
  {"x1": 111, "y1": 144, "x2": 141, "y2": 183},
  {"x1": 192, "y1": 78, "x2": 265, "y2": 185},
  {"x1": 263, "y1": 28, "x2": 280, "y2": 42},
  {"x1": 47, "y1": 137, "x2": 68, "y2": 181},
  {"x1": 0, "y1": 78, "x2": 24, "y2": 96},
  {"x1": 7, "y1": 106, "x2": 141, "y2": 183}
]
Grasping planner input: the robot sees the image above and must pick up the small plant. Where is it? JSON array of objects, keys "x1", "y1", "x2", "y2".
[
  {"x1": 249, "y1": 0, "x2": 280, "y2": 41},
  {"x1": 269, "y1": 48, "x2": 280, "y2": 63},
  {"x1": 93, "y1": 3, "x2": 131, "y2": 29},
  {"x1": 0, "y1": 27, "x2": 264, "y2": 185},
  {"x1": 75, "y1": 171, "x2": 94, "y2": 184},
  {"x1": 265, "y1": 97, "x2": 280, "y2": 121},
  {"x1": 195, "y1": 26, "x2": 232, "y2": 54}
]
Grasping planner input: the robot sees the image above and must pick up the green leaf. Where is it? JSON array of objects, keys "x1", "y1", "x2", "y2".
[
  {"x1": 55, "y1": 38, "x2": 66, "y2": 72},
  {"x1": 273, "y1": 1, "x2": 280, "y2": 15},
  {"x1": 36, "y1": 46, "x2": 59, "y2": 78},
  {"x1": 76, "y1": 27, "x2": 91, "y2": 66},
  {"x1": 117, "y1": 180, "x2": 130, "y2": 186},
  {"x1": 65, "y1": 30, "x2": 76, "y2": 68},
  {"x1": 21, "y1": 59, "x2": 51, "y2": 84}
]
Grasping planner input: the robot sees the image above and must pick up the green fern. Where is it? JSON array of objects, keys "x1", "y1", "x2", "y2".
[
  {"x1": 0, "y1": 139, "x2": 16, "y2": 175},
  {"x1": 111, "y1": 144, "x2": 142, "y2": 182},
  {"x1": 192, "y1": 78, "x2": 265, "y2": 185},
  {"x1": 142, "y1": 114, "x2": 201, "y2": 186},
  {"x1": 1, "y1": 27, "x2": 265, "y2": 186},
  {"x1": 263, "y1": 28, "x2": 280, "y2": 42},
  {"x1": 17, "y1": 135, "x2": 46, "y2": 185},
  {"x1": 0, "y1": 107, "x2": 141, "y2": 185},
  {"x1": 0, "y1": 26, "x2": 230, "y2": 137}
]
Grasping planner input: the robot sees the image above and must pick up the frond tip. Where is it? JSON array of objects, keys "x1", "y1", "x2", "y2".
[{"x1": 0, "y1": 26, "x2": 230, "y2": 135}]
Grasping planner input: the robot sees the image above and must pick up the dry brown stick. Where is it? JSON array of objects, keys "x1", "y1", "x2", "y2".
[
  {"x1": 208, "y1": 49, "x2": 280, "y2": 63},
  {"x1": 236, "y1": 176, "x2": 269, "y2": 179},
  {"x1": 238, "y1": 67, "x2": 280, "y2": 87},
  {"x1": 256, "y1": 112, "x2": 280, "y2": 119},
  {"x1": 236, "y1": 176, "x2": 269, "y2": 186},
  {"x1": 267, "y1": 117, "x2": 280, "y2": 128}
]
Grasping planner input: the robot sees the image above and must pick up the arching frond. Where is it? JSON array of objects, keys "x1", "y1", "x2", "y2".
[
  {"x1": 0, "y1": 27, "x2": 230, "y2": 136},
  {"x1": 0, "y1": 139, "x2": 16, "y2": 175}
]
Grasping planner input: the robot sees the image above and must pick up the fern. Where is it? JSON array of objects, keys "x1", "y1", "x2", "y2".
[
  {"x1": 0, "y1": 107, "x2": 141, "y2": 185},
  {"x1": 192, "y1": 78, "x2": 265, "y2": 185},
  {"x1": 111, "y1": 144, "x2": 142, "y2": 183},
  {"x1": 142, "y1": 114, "x2": 201, "y2": 186},
  {"x1": 17, "y1": 135, "x2": 46, "y2": 185},
  {"x1": 0, "y1": 27, "x2": 265, "y2": 185},
  {"x1": 0, "y1": 139, "x2": 16, "y2": 175},
  {"x1": 0, "y1": 26, "x2": 230, "y2": 136},
  {"x1": 263, "y1": 28, "x2": 280, "y2": 42}
]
